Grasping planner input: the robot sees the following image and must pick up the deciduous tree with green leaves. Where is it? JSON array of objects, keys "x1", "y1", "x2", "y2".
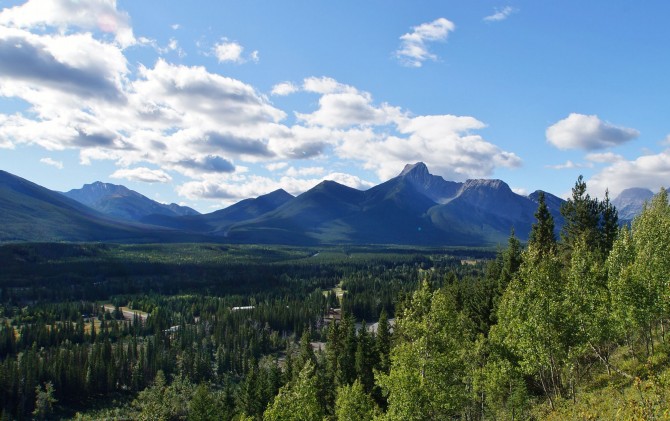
[
  {"x1": 263, "y1": 361, "x2": 324, "y2": 421},
  {"x1": 377, "y1": 281, "x2": 475, "y2": 420},
  {"x1": 335, "y1": 379, "x2": 378, "y2": 421}
]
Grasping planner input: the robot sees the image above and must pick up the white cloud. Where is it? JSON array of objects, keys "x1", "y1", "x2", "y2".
[
  {"x1": 176, "y1": 171, "x2": 373, "y2": 204},
  {"x1": 0, "y1": 27, "x2": 129, "y2": 107},
  {"x1": 546, "y1": 113, "x2": 639, "y2": 151},
  {"x1": 214, "y1": 40, "x2": 243, "y2": 63},
  {"x1": 213, "y1": 39, "x2": 258, "y2": 64},
  {"x1": 171, "y1": 23, "x2": 181, "y2": 30},
  {"x1": 296, "y1": 92, "x2": 399, "y2": 129},
  {"x1": 0, "y1": 0, "x2": 135, "y2": 47},
  {"x1": 303, "y1": 76, "x2": 358, "y2": 94},
  {"x1": 545, "y1": 160, "x2": 593, "y2": 170},
  {"x1": 132, "y1": 59, "x2": 285, "y2": 127},
  {"x1": 336, "y1": 113, "x2": 521, "y2": 181},
  {"x1": 285, "y1": 166, "x2": 325, "y2": 177},
  {"x1": 266, "y1": 162, "x2": 288, "y2": 171},
  {"x1": 266, "y1": 124, "x2": 335, "y2": 159},
  {"x1": 166, "y1": 38, "x2": 185, "y2": 57},
  {"x1": 271, "y1": 82, "x2": 298, "y2": 96},
  {"x1": 512, "y1": 187, "x2": 528, "y2": 196},
  {"x1": 39, "y1": 157, "x2": 63, "y2": 169},
  {"x1": 395, "y1": 17, "x2": 455, "y2": 67},
  {"x1": 111, "y1": 167, "x2": 172, "y2": 183},
  {"x1": 484, "y1": 6, "x2": 516, "y2": 22},
  {"x1": 585, "y1": 152, "x2": 624, "y2": 163},
  {"x1": 588, "y1": 150, "x2": 670, "y2": 198}
]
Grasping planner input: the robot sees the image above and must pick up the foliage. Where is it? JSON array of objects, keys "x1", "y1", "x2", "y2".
[
  {"x1": 262, "y1": 361, "x2": 323, "y2": 421},
  {"x1": 32, "y1": 382, "x2": 57, "y2": 420},
  {"x1": 377, "y1": 281, "x2": 475, "y2": 420},
  {"x1": 335, "y1": 379, "x2": 378, "y2": 421}
]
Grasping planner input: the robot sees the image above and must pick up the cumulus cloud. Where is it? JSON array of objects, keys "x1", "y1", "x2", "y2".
[
  {"x1": 214, "y1": 40, "x2": 243, "y2": 62},
  {"x1": 285, "y1": 166, "x2": 325, "y2": 177},
  {"x1": 0, "y1": 0, "x2": 135, "y2": 47},
  {"x1": 213, "y1": 38, "x2": 257, "y2": 64},
  {"x1": 133, "y1": 59, "x2": 285, "y2": 126},
  {"x1": 546, "y1": 113, "x2": 639, "y2": 151},
  {"x1": 585, "y1": 152, "x2": 624, "y2": 163},
  {"x1": 266, "y1": 162, "x2": 288, "y2": 171},
  {"x1": 395, "y1": 17, "x2": 455, "y2": 67},
  {"x1": 177, "y1": 171, "x2": 373, "y2": 204},
  {"x1": 545, "y1": 160, "x2": 593, "y2": 170},
  {"x1": 296, "y1": 92, "x2": 399, "y2": 129},
  {"x1": 484, "y1": 6, "x2": 516, "y2": 22},
  {"x1": 303, "y1": 76, "x2": 358, "y2": 94},
  {"x1": 0, "y1": 28, "x2": 128, "y2": 104},
  {"x1": 336, "y1": 114, "x2": 521, "y2": 181},
  {"x1": 111, "y1": 167, "x2": 172, "y2": 183},
  {"x1": 588, "y1": 150, "x2": 670, "y2": 198},
  {"x1": 271, "y1": 82, "x2": 298, "y2": 96},
  {"x1": 176, "y1": 155, "x2": 235, "y2": 174},
  {"x1": 39, "y1": 157, "x2": 63, "y2": 169},
  {"x1": 266, "y1": 124, "x2": 335, "y2": 159}
]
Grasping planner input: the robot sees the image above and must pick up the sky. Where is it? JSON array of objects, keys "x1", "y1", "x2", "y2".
[{"x1": 0, "y1": 0, "x2": 669, "y2": 212}]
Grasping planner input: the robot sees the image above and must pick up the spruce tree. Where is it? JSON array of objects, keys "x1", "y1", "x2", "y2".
[
  {"x1": 375, "y1": 309, "x2": 391, "y2": 374},
  {"x1": 560, "y1": 175, "x2": 600, "y2": 259},
  {"x1": 599, "y1": 189, "x2": 619, "y2": 254},
  {"x1": 529, "y1": 191, "x2": 556, "y2": 257}
]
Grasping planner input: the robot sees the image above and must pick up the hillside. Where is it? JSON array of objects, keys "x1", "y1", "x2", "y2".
[
  {"x1": 0, "y1": 170, "x2": 203, "y2": 243},
  {"x1": 64, "y1": 181, "x2": 199, "y2": 222}
]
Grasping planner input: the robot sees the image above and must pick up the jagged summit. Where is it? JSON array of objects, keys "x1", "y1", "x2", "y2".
[
  {"x1": 397, "y1": 162, "x2": 461, "y2": 204},
  {"x1": 460, "y1": 179, "x2": 509, "y2": 192},
  {"x1": 399, "y1": 162, "x2": 429, "y2": 177}
]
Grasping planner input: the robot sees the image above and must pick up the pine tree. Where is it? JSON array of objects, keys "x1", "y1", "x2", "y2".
[
  {"x1": 375, "y1": 309, "x2": 391, "y2": 374},
  {"x1": 355, "y1": 321, "x2": 375, "y2": 392},
  {"x1": 560, "y1": 175, "x2": 600, "y2": 260},
  {"x1": 339, "y1": 314, "x2": 357, "y2": 386},
  {"x1": 529, "y1": 192, "x2": 556, "y2": 257},
  {"x1": 599, "y1": 189, "x2": 619, "y2": 254},
  {"x1": 189, "y1": 384, "x2": 225, "y2": 421}
]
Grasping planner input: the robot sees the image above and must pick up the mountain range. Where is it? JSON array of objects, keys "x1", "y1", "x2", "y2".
[
  {"x1": 63, "y1": 181, "x2": 199, "y2": 221},
  {"x1": 0, "y1": 170, "x2": 206, "y2": 243},
  {"x1": 0, "y1": 163, "x2": 656, "y2": 246}
]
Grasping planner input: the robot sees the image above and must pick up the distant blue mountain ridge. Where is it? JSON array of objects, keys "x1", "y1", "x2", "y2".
[{"x1": 0, "y1": 164, "x2": 655, "y2": 245}]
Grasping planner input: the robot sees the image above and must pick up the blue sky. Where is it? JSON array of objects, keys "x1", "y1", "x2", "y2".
[{"x1": 1, "y1": 0, "x2": 669, "y2": 212}]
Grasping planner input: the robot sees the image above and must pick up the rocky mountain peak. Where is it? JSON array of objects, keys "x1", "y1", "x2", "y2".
[{"x1": 399, "y1": 162, "x2": 429, "y2": 178}]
